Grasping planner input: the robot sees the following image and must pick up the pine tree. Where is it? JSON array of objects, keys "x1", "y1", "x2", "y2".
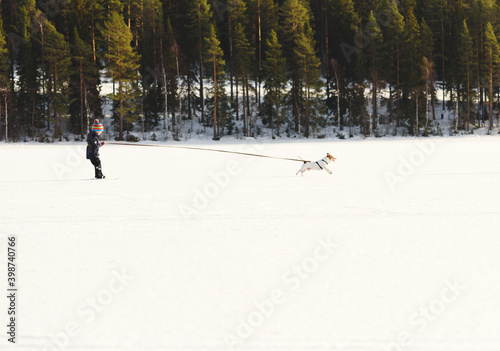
[
  {"x1": 458, "y1": 20, "x2": 474, "y2": 131},
  {"x1": 263, "y1": 29, "x2": 287, "y2": 137},
  {"x1": 436, "y1": 0, "x2": 451, "y2": 110},
  {"x1": 100, "y1": 11, "x2": 141, "y2": 140},
  {"x1": 16, "y1": 0, "x2": 41, "y2": 139},
  {"x1": 233, "y1": 22, "x2": 252, "y2": 136},
  {"x1": 469, "y1": 0, "x2": 498, "y2": 128},
  {"x1": 420, "y1": 18, "x2": 435, "y2": 135},
  {"x1": 483, "y1": 22, "x2": 500, "y2": 134},
  {"x1": 139, "y1": 0, "x2": 165, "y2": 134},
  {"x1": 382, "y1": 0, "x2": 404, "y2": 134},
  {"x1": 227, "y1": 0, "x2": 248, "y2": 110},
  {"x1": 188, "y1": 0, "x2": 212, "y2": 129},
  {"x1": 0, "y1": 18, "x2": 8, "y2": 88},
  {"x1": 204, "y1": 23, "x2": 225, "y2": 139},
  {"x1": 247, "y1": 0, "x2": 277, "y2": 110},
  {"x1": 366, "y1": 10, "x2": 382, "y2": 136},
  {"x1": 280, "y1": 0, "x2": 311, "y2": 135},
  {"x1": 161, "y1": 15, "x2": 178, "y2": 138},
  {"x1": 0, "y1": 17, "x2": 10, "y2": 141},
  {"x1": 294, "y1": 30, "x2": 322, "y2": 137},
  {"x1": 327, "y1": 0, "x2": 360, "y2": 133},
  {"x1": 71, "y1": 28, "x2": 101, "y2": 137},
  {"x1": 330, "y1": 0, "x2": 359, "y2": 67},
  {"x1": 401, "y1": 9, "x2": 423, "y2": 135},
  {"x1": 43, "y1": 20, "x2": 72, "y2": 140}
]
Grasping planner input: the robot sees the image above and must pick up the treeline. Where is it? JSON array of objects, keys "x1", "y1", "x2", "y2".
[{"x1": 0, "y1": 0, "x2": 499, "y2": 141}]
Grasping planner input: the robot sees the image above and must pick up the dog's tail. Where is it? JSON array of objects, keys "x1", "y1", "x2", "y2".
[{"x1": 298, "y1": 156, "x2": 308, "y2": 164}]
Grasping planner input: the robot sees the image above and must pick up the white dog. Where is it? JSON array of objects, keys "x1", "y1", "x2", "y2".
[{"x1": 296, "y1": 153, "x2": 336, "y2": 176}]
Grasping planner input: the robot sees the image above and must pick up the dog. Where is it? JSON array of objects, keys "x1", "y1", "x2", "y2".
[{"x1": 296, "y1": 153, "x2": 336, "y2": 176}]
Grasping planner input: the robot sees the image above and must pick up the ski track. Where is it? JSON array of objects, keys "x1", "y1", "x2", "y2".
[{"x1": 0, "y1": 136, "x2": 499, "y2": 351}]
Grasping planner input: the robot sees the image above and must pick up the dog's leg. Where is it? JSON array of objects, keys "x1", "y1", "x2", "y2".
[{"x1": 297, "y1": 164, "x2": 307, "y2": 175}]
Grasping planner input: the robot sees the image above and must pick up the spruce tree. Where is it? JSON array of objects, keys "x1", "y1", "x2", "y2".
[
  {"x1": 458, "y1": 20, "x2": 474, "y2": 131},
  {"x1": 247, "y1": 0, "x2": 277, "y2": 110},
  {"x1": 233, "y1": 22, "x2": 252, "y2": 136},
  {"x1": 71, "y1": 28, "x2": 101, "y2": 137},
  {"x1": 0, "y1": 17, "x2": 10, "y2": 141},
  {"x1": 328, "y1": 0, "x2": 360, "y2": 133},
  {"x1": 100, "y1": 11, "x2": 141, "y2": 140},
  {"x1": 227, "y1": 0, "x2": 248, "y2": 111},
  {"x1": 16, "y1": 0, "x2": 41, "y2": 139},
  {"x1": 139, "y1": 0, "x2": 166, "y2": 134},
  {"x1": 401, "y1": 9, "x2": 423, "y2": 135},
  {"x1": 43, "y1": 20, "x2": 72, "y2": 140},
  {"x1": 483, "y1": 22, "x2": 500, "y2": 134},
  {"x1": 294, "y1": 30, "x2": 322, "y2": 137},
  {"x1": 204, "y1": 23, "x2": 225, "y2": 139},
  {"x1": 420, "y1": 18, "x2": 435, "y2": 134},
  {"x1": 280, "y1": 0, "x2": 311, "y2": 135},
  {"x1": 263, "y1": 29, "x2": 287, "y2": 137},
  {"x1": 366, "y1": 10, "x2": 382, "y2": 136},
  {"x1": 382, "y1": 0, "x2": 404, "y2": 134},
  {"x1": 0, "y1": 18, "x2": 8, "y2": 88},
  {"x1": 188, "y1": 0, "x2": 212, "y2": 130}
]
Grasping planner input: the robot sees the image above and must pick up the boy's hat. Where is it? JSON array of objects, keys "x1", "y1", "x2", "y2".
[{"x1": 92, "y1": 119, "x2": 103, "y2": 132}]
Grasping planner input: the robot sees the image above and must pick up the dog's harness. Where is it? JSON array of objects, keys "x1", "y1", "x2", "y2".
[{"x1": 316, "y1": 158, "x2": 330, "y2": 170}]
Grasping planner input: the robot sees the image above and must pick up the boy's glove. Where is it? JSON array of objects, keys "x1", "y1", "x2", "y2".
[{"x1": 100, "y1": 142, "x2": 105, "y2": 146}]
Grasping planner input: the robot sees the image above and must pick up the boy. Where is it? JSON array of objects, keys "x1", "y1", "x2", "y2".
[{"x1": 86, "y1": 119, "x2": 105, "y2": 179}]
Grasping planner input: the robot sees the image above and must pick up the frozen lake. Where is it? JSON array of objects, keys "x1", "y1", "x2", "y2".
[{"x1": 0, "y1": 136, "x2": 499, "y2": 351}]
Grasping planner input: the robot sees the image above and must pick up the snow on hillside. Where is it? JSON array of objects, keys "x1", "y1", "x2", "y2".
[{"x1": 0, "y1": 136, "x2": 499, "y2": 351}]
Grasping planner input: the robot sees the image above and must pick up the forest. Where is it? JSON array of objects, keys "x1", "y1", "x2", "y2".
[{"x1": 0, "y1": 0, "x2": 499, "y2": 141}]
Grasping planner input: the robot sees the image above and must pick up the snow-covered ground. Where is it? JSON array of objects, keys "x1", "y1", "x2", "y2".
[{"x1": 0, "y1": 136, "x2": 499, "y2": 351}]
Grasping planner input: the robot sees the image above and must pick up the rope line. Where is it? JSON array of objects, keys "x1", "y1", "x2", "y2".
[{"x1": 108, "y1": 142, "x2": 310, "y2": 163}]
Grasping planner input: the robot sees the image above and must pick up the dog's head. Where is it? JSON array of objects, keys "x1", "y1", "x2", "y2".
[{"x1": 327, "y1": 153, "x2": 336, "y2": 161}]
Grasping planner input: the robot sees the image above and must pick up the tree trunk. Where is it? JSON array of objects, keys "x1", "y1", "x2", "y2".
[
  {"x1": 91, "y1": 11, "x2": 96, "y2": 63},
  {"x1": 229, "y1": 15, "x2": 233, "y2": 104},
  {"x1": 213, "y1": 52, "x2": 217, "y2": 139},
  {"x1": 425, "y1": 82, "x2": 429, "y2": 135},
  {"x1": 162, "y1": 63, "x2": 168, "y2": 139},
  {"x1": 176, "y1": 44, "x2": 183, "y2": 139},
  {"x1": 198, "y1": 4, "x2": 205, "y2": 127},
  {"x1": 235, "y1": 76, "x2": 239, "y2": 121},
  {"x1": 455, "y1": 88, "x2": 459, "y2": 132},
  {"x1": 271, "y1": 86, "x2": 275, "y2": 138},
  {"x1": 304, "y1": 58, "x2": 309, "y2": 138},
  {"x1": 243, "y1": 73, "x2": 247, "y2": 136},
  {"x1": 332, "y1": 60, "x2": 341, "y2": 136},
  {"x1": 31, "y1": 89, "x2": 35, "y2": 140},
  {"x1": 371, "y1": 39, "x2": 377, "y2": 136},
  {"x1": 441, "y1": 12, "x2": 445, "y2": 111},
  {"x1": 246, "y1": 75, "x2": 250, "y2": 127},
  {"x1": 416, "y1": 92, "x2": 419, "y2": 136},
  {"x1": 0, "y1": 96, "x2": 2, "y2": 141},
  {"x1": 396, "y1": 36, "x2": 400, "y2": 132},
  {"x1": 258, "y1": 0, "x2": 262, "y2": 109},
  {"x1": 80, "y1": 62, "x2": 84, "y2": 137},
  {"x1": 489, "y1": 58, "x2": 493, "y2": 134},
  {"x1": 5, "y1": 96, "x2": 8, "y2": 142},
  {"x1": 324, "y1": 0, "x2": 329, "y2": 103},
  {"x1": 464, "y1": 48, "x2": 470, "y2": 132},
  {"x1": 188, "y1": 77, "x2": 192, "y2": 121}
]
